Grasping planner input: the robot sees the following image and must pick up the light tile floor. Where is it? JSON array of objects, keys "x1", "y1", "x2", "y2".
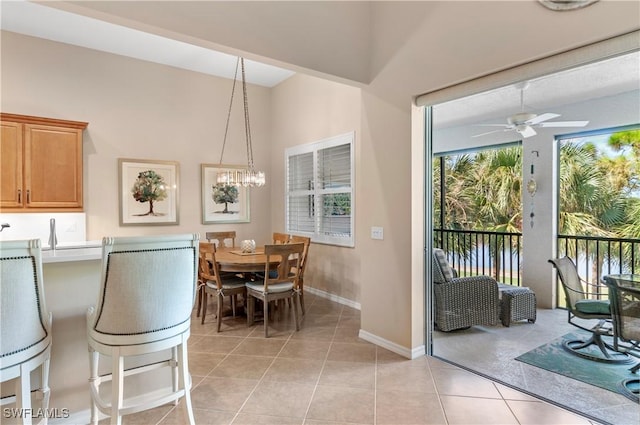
[{"x1": 108, "y1": 292, "x2": 601, "y2": 425}]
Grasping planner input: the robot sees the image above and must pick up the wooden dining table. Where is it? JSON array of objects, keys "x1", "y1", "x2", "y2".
[{"x1": 215, "y1": 247, "x2": 279, "y2": 273}]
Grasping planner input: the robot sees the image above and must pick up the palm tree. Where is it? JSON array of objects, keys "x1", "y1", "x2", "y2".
[
  {"x1": 607, "y1": 130, "x2": 640, "y2": 272},
  {"x1": 468, "y1": 147, "x2": 522, "y2": 280},
  {"x1": 434, "y1": 146, "x2": 523, "y2": 280},
  {"x1": 434, "y1": 153, "x2": 489, "y2": 272},
  {"x1": 559, "y1": 139, "x2": 632, "y2": 286},
  {"x1": 558, "y1": 142, "x2": 620, "y2": 237}
]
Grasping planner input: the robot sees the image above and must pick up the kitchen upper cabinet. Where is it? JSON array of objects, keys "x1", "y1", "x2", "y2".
[{"x1": 1, "y1": 113, "x2": 88, "y2": 212}]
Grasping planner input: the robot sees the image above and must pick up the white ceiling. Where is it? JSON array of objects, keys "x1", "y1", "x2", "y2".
[{"x1": 0, "y1": 0, "x2": 295, "y2": 87}]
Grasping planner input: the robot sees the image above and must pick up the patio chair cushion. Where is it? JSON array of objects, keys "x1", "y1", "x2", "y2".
[
  {"x1": 433, "y1": 248, "x2": 454, "y2": 283},
  {"x1": 575, "y1": 299, "x2": 610, "y2": 315}
]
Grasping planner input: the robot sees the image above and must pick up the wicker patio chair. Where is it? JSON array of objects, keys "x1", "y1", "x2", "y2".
[{"x1": 432, "y1": 248, "x2": 499, "y2": 332}]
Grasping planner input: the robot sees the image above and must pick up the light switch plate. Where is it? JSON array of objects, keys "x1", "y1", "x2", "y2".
[{"x1": 371, "y1": 226, "x2": 384, "y2": 240}]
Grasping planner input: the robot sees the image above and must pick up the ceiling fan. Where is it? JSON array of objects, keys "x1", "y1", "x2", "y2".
[{"x1": 472, "y1": 83, "x2": 589, "y2": 139}]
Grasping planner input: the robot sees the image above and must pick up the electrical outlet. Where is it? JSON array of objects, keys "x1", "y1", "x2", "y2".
[{"x1": 371, "y1": 226, "x2": 384, "y2": 240}]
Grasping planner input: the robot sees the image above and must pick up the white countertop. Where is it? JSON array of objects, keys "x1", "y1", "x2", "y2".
[{"x1": 42, "y1": 241, "x2": 102, "y2": 263}]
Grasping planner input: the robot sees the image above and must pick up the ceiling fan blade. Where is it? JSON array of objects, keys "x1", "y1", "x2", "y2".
[
  {"x1": 518, "y1": 126, "x2": 537, "y2": 138},
  {"x1": 472, "y1": 128, "x2": 510, "y2": 138},
  {"x1": 538, "y1": 120, "x2": 589, "y2": 128},
  {"x1": 526, "y1": 113, "x2": 560, "y2": 125},
  {"x1": 476, "y1": 124, "x2": 511, "y2": 128}
]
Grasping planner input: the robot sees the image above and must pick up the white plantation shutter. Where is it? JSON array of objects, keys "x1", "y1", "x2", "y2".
[
  {"x1": 286, "y1": 132, "x2": 354, "y2": 247},
  {"x1": 287, "y1": 152, "x2": 315, "y2": 233}
]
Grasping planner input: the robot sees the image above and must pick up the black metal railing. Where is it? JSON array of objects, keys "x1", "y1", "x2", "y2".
[
  {"x1": 433, "y1": 229, "x2": 640, "y2": 304},
  {"x1": 557, "y1": 234, "x2": 640, "y2": 300},
  {"x1": 434, "y1": 229, "x2": 522, "y2": 286}
]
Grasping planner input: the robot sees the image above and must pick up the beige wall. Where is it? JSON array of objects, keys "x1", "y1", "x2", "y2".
[
  {"x1": 358, "y1": 91, "x2": 414, "y2": 350},
  {"x1": 270, "y1": 73, "x2": 362, "y2": 303},
  {"x1": 1, "y1": 31, "x2": 274, "y2": 245},
  {"x1": 270, "y1": 73, "x2": 416, "y2": 351}
]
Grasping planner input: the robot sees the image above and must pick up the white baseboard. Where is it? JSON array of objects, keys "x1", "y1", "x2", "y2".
[
  {"x1": 305, "y1": 286, "x2": 361, "y2": 310},
  {"x1": 358, "y1": 329, "x2": 425, "y2": 360},
  {"x1": 307, "y1": 287, "x2": 425, "y2": 360}
]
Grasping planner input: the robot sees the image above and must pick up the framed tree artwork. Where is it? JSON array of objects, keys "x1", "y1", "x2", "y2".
[
  {"x1": 119, "y1": 158, "x2": 179, "y2": 226},
  {"x1": 201, "y1": 164, "x2": 250, "y2": 224}
]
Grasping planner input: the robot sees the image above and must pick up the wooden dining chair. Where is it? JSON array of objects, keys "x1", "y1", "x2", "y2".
[
  {"x1": 254, "y1": 232, "x2": 291, "y2": 281},
  {"x1": 198, "y1": 242, "x2": 246, "y2": 331},
  {"x1": 205, "y1": 231, "x2": 236, "y2": 248},
  {"x1": 272, "y1": 232, "x2": 291, "y2": 244},
  {"x1": 289, "y1": 235, "x2": 311, "y2": 315},
  {"x1": 245, "y1": 243, "x2": 305, "y2": 337}
]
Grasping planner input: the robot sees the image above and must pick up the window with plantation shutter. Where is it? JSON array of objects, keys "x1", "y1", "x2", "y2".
[{"x1": 285, "y1": 132, "x2": 354, "y2": 247}]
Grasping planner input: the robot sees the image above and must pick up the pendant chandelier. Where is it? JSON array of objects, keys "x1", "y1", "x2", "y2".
[{"x1": 216, "y1": 57, "x2": 265, "y2": 187}]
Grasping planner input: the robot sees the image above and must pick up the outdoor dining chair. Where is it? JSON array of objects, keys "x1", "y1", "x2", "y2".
[
  {"x1": 549, "y1": 257, "x2": 630, "y2": 364},
  {"x1": 603, "y1": 275, "x2": 640, "y2": 401}
]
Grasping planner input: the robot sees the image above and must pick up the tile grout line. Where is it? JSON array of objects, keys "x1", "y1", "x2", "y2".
[
  {"x1": 426, "y1": 357, "x2": 451, "y2": 425},
  {"x1": 492, "y1": 381, "x2": 523, "y2": 425},
  {"x1": 227, "y1": 309, "x2": 299, "y2": 424},
  {"x1": 300, "y1": 302, "x2": 342, "y2": 424},
  {"x1": 155, "y1": 314, "x2": 256, "y2": 425}
]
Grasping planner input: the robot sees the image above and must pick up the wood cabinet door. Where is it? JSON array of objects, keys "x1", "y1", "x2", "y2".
[
  {"x1": 1, "y1": 121, "x2": 24, "y2": 208},
  {"x1": 24, "y1": 124, "x2": 83, "y2": 209}
]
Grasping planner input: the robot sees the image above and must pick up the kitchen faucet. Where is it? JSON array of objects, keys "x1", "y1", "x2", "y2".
[{"x1": 48, "y1": 218, "x2": 58, "y2": 250}]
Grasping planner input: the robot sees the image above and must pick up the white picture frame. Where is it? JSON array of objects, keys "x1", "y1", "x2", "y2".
[
  {"x1": 201, "y1": 163, "x2": 250, "y2": 224},
  {"x1": 118, "y1": 158, "x2": 179, "y2": 226}
]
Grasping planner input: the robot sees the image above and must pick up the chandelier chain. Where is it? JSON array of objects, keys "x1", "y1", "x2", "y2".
[
  {"x1": 215, "y1": 57, "x2": 265, "y2": 187},
  {"x1": 241, "y1": 58, "x2": 255, "y2": 171},
  {"x1": 218, "y1": 58, "x2": 240, "y2": 165}
]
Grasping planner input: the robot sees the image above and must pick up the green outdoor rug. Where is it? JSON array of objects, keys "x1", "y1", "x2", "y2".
[{"x1": 515, "y1": 331, "x2": 640, "y2": 401}]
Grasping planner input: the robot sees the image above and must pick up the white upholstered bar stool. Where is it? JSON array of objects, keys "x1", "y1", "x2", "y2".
[
  {"x1": 0, "y1": 239, "x2": 52, "y2": 425},
  {"x1": 87, "y1": 234, "x2": 199, "y2": 425}
]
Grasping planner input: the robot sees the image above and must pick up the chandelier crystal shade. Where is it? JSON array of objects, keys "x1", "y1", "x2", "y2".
[{"x1": 216, "y1": 57, "x2": 265, "y2": 187}]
